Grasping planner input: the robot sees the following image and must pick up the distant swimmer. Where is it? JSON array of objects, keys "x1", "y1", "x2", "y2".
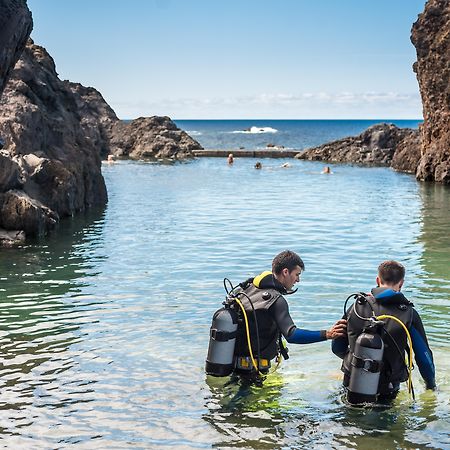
[
  {"x1": 321, "y1": 166, "x2": 332, "y2": 174},
  {"x1": 281, "y1": 162, "x2": 291, "y2": 168},
  {"x1": 227, "y1": 153, "x2": 234, "y2": 165},
  {"x1": 254, "y1": 161, "x2": 262, "y2": 169},
  {"x1": 107, "y1": 154, "x2": 116, "y2": 163}
]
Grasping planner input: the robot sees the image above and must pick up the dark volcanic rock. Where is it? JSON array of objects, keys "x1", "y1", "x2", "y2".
[
  {"x1": 411, "y1": 0, "x2": 450, "y2": 184},
  {"x1": 0, "y1": 40, "x2": 107, "y2": 237},
  {"x1": 110, "y1": 116, "x2": 202, "y2": 160},
  {"x1": 0, "y1": 40, "x2": 202, "y2": 241},
  {"x1": 0, "y1": 0, "x2": 33, "y2": 96},
  {"x1": 296, "y1": 123, "x2": 420, "y2": 167},
  {"x1": 391, "y1": 131, "x2": 422, "y2": 174},
  {"x1": 66, "y1": 81, "x2": 119, "y2": 157}
]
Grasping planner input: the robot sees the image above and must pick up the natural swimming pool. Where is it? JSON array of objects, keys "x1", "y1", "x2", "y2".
[{"x1": 0, "y1": 158, "x2": 448, "y2": 448}]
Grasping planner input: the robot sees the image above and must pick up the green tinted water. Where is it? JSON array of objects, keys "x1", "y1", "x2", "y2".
[{"x1": 0, "y1": 159, "x2": 448, "y2": 448}]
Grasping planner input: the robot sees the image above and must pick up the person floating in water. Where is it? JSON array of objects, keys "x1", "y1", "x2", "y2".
[
  {"x1": 254, "y1": 161, "x2": 262, "y2": 169},
  {"x1": 227, "y1": 153, "x2": 234, "y2": 165},
  {"x1": 332, "y1": 260, "x2": 436, "y2": 405},
  {"x1": 321, "y1": 166, "x2": 332, "y2": 174},
  {"x1": 206, "y1": 250, "x2": 347, "y2": 384}
]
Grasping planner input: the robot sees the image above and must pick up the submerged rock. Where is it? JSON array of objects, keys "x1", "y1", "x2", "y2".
[
  {"x1": 0, "y1": 229, "x2": 26, "y2": 247},
  {"x1": 411, "y1": 0, "x2": 450, "y2": 184},
  {"x1": 110, "y1": 116, "x2": 202, "y2": 160},
  {"x1": 296, "y1": 123, "x2": 420, "y2": 169}
]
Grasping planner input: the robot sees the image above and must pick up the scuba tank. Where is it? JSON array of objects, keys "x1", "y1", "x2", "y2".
[
  {"x1": 205, "y1": 299, "x2": 238, "y2": 377},
  {"x1": 347, "y1": 320, "x2": 384, "y2": 405}
]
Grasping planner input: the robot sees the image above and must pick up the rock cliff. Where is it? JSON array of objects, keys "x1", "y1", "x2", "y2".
[
  {"x1": 296, "y1": 123, "x2": 421, "y2": 170},
  {"x1": 0, "y1": 41, "x2": 108, "y2": 242},
  {"x1": 0, "y1": 0, "x2": 32, "y2": 96},
  {"x1": 0, "y1": 38, "x2": 202, "y2": 245},
  {"x1": 411, "y1": 0, "x2": 450, "y2": 184}
]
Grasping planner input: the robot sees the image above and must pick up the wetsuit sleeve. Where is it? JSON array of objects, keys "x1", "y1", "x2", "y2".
[
  {"x1": 331, "y1": 312, "x2": 349, "y2": 358},
  {"x1": 269, "y1": 296, "x2": 327, "y2": 344},
  {"x1": 410, "y1": 309, "x2": 436, "y2": 389}
]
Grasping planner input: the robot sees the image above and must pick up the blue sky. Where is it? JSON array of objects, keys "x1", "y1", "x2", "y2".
[{"x1": 27, "y1": 0, "x2": 427, "y2": 119}]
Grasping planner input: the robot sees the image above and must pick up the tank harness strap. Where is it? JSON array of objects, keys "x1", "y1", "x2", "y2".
[
  {"x1": 351, "y1": 354, "x2": 383, "y2": 373},
  {"x1": 210, "y1": 329, "x2": 237, "y2": 342}
]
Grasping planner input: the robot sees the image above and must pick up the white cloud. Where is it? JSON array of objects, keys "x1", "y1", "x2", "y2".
[{"x1": 111, "y1": 91, "x2": 422, "y2": 119}]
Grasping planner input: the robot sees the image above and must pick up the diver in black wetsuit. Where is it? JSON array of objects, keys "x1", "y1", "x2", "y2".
[
  {"x1": 332, "y1": 260, "x2": 436, "y2": 403},
  {"x1": 233, "y1": 250, "x2": 347, "y2": 381}
]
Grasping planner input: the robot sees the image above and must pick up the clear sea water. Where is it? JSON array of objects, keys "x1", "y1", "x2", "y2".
[
  {"x1": 174, "y1": 119, "x2": 422, "y2": 150},
  {"x1": 0, "y1": 120, "x2": 449, "y2": 449}
]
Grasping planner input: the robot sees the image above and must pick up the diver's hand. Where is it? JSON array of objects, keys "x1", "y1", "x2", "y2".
[{"x1": 326, "y1": 319, "x2": 347, "y2": 340}]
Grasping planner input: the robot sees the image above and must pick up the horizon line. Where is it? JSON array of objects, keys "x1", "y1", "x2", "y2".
[{"x1": 120, "y1": 117, "x2": 423, "y2": 121}]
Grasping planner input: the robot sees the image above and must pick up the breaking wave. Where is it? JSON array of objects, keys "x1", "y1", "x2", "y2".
[{"x1": 230, "y1": 126, "x2": 278, "y2": 134}]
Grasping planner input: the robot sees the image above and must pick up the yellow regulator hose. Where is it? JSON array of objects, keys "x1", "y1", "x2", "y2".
[
  {"x1": 376, "y1": 314, "x2": 414, "y2": 398},
  {"x1": 234, "y1": 297, "x2": 274, "y2": 378}
]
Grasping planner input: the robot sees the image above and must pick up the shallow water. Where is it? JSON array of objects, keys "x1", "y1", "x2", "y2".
[{"x1": 0, "y1": 158, "x2": 449, "y2": 449}]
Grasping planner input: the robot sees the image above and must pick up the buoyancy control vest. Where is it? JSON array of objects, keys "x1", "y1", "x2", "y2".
[
  {"x1": 344, "y1": 290, "x2": 414, "y2": 388},
  {"x1": 234, "y1": 283, "x2": 282, "y2": 361}
]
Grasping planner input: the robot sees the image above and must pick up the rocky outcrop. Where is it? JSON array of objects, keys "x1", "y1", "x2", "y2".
[
  {"x1": 0, "y1": 38, "x2": 202, "y2": 243},
  {"x1": 411, "y1": 0, "x2": 450, "y2": 184},
  {"x1": 296, "y1": 123, "x2": 420, "y2": 169},
  {"x1": 0, "y1": 40, "x2": 107, "y2": 239},
  {"x1": 65, "y1": 81, "x2": 119, "y2": 157},
  {"x1": 110, "y1": 116, "x2": 202, "y2": 160},
  {"x1": 391, "y1": 131, "x2": 422, "y2": 174},
  {"x1": 0, "y1": 0, "x2": 32, "y2": 96}
]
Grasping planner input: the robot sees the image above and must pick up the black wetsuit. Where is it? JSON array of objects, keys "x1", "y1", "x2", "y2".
[{"x1": 234, "y1": 271, "x2": 327, "y2": 372}]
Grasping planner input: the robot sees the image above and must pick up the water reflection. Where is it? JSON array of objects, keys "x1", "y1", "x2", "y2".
[
  {"x1": 0, "y1": 160, "x2": 449, "y2": 448},
  {"x1": 204, "y1": 374, "x2": 290, "y2": 448},
  {"x1": 0, "y1": 209, "x2": 106, "y2": 429},
  {"x1": 417, "y1": 183, "x2": 450, "y2": 292},
  {"x1": 416, "y1": 183, "x2": 450, "y2": 345}
]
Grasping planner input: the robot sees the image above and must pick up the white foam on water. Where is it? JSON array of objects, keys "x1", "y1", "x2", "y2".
[{"x1": 230, "y1": 126, "x2": 278, "y2": 134}]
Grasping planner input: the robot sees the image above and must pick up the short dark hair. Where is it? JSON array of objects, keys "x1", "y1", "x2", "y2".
[
  {"x1": 378, "y1": 260, "x2": 405, "y2": 285},
  {"x1": 272, "y1": 250, "x2": 305, "y2": 275}
]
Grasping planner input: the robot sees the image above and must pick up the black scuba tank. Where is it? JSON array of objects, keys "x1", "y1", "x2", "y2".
[
  {"x1": 347, "y1": 320, "x2": 385, "y2": 405},
  {"x1": 205, "y1": 301, "x2": 238, "y2": 377}
]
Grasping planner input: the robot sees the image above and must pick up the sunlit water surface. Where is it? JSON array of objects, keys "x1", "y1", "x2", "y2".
[{"x1": 0, "y1": 158, "x2": 449, "y2": 449}]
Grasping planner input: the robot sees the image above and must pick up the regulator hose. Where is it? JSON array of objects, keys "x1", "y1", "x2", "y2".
[{"x1": 349, "y1": 296, "x2": 415, "y2": 401}]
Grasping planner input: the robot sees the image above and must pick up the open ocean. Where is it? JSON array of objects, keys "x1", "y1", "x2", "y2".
[{"x1": 174, "y1": 119, "x2": 422, "y2": 150}]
